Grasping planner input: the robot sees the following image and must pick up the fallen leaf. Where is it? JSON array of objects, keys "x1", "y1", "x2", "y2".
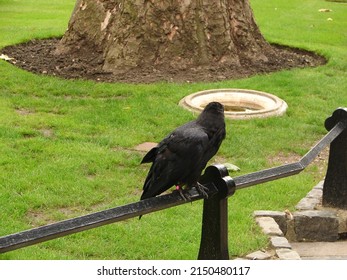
[
  {"x1": 0, "y1": 54, "x2": 14, "y2": 61},
  {"x1": 318, "y1": 8, "x2": 332, "y2": 12},
  {"x1": 224, "y1": 162, "x2": 241, "y2": 172}
]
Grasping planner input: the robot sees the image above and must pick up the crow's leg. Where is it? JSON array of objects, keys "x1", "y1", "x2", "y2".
[
  {"x1": 175, "y1": 185, "x2": 191, "y2": 201},
  {"x1": 194, "y1": 182, "x2": 209, "y2": 199}
]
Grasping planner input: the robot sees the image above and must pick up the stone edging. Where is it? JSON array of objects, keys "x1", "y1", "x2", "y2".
[{"x1": 243, "y1": 180, "x2": 347, "y2": 260}]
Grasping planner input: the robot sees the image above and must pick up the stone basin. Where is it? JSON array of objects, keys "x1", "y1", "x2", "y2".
[{"x1": 179, "y1": 88, "x2": 288, "y2": 120}]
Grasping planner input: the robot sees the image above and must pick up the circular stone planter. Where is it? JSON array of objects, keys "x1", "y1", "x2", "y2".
[{"x1": 179, "y1": 89, "x2": 288, "y2": 120}]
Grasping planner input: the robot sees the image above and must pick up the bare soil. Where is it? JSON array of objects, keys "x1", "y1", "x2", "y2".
[{"x1": 1, "y1": 38, "x2": 326, "y2": 84}]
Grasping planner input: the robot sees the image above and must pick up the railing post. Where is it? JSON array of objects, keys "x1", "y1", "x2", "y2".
[
  {"x1": 197, "y1": 165, "x2": 235, "y2": 260},
  {"x1": 323, "y1": 108, "x2": 347, "y2": 209}
]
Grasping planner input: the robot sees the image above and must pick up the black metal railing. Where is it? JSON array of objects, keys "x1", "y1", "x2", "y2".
[{"x1": 0, "y1": 108, "x2": 346, "y2": 259}]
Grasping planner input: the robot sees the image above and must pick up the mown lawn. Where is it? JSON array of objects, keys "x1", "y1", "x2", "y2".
[{"x1": 0, "y1": 0, "x2": 346, "y2": 259}]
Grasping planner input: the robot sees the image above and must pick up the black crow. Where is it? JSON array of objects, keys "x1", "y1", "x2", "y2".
[{"x1": 140, "y1": 102, "x2": 226, "y2": 201}]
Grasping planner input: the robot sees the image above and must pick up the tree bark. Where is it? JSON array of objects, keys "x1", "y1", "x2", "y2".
[{"x1": 55, "y1": 0, "x2": 274, "y2": 74}]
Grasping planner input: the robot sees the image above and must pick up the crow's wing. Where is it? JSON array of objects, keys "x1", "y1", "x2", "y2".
[
  {"x1": 141, "y1": 147, "x2": 157, "y2": 164},
  {"x1": 141, "y1": 121, "x2": 196, "y2": 164},
  {"x1": 140, "y1": 124, "x2": 209, "y2": 200}
]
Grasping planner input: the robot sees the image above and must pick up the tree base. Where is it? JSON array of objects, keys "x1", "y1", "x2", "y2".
[{"x1": 2, "y1": 38, "x2": 326, "y2": 84}]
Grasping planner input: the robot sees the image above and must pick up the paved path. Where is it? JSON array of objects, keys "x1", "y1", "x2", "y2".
[{"x1": 291, "y1": 240, "x2": 347, "y2": 260}]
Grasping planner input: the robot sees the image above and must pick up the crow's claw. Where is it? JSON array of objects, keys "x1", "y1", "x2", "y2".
[{"x1": 195, "y1": 182, "x2": 209, "y2": 199}]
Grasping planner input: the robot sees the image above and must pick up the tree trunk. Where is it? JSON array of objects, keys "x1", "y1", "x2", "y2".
[{"x1": 55, "y1": 0, "x2": 274, "y2": 74}]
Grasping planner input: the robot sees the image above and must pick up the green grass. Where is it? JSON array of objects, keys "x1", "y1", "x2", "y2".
[{"x1": 0, "y1": 0, "x2": 346, "y2": 259}]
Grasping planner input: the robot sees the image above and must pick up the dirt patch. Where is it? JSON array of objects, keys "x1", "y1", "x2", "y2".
[
  {"x1": 15, "y1": 108, "x2": 34, "y2": 116},
  {"x1": 133, "y1": 142, "x2": 158, "y2": 152},
  {"x1": 1, "y1": 38, "x2": 326, "y2": 84},
  {"x1": 26, "y1": 202, "x2": 113, "y2": 227},
  {"x1": 40, "y1": 128, "x2": 55, "y2": 138},
  {"x1": 268, "y1": 147, "x2": 329, "y2": 179},
  {"x1": 268, "y1": 152, "x2": 302, "y2": 166}
]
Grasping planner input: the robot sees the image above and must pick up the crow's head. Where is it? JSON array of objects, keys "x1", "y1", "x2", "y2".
[
  {"x1": 202, "y1": 102, "x2": 224, "y2": 115},
  {"x1": 197, "y1": 101, "x2": 225, "y2": 129}
]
